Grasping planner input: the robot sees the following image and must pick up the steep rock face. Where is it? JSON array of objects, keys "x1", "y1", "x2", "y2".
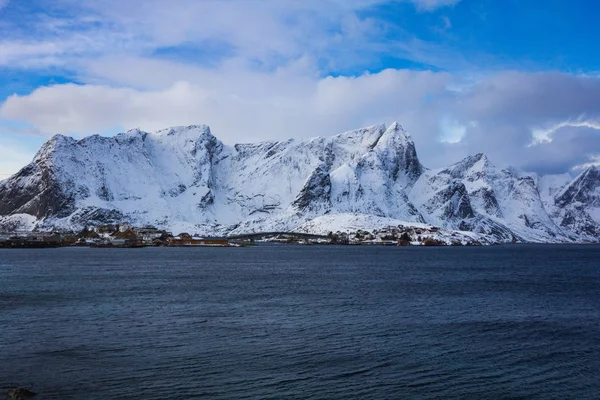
[
  {"x1": 427, "y1": 181, "x2": 476, "y2": 221},
  {"x1": 0, "y1": 135, "x2": 76, "y2": 219},
  {"x1": 292, "y1": 163, "x2": 332, "y2": 213},
  {"x1": 555, "y1": 166, "x2": 600, "y2": 208},
  {"x1": 443, "y1": 154, "x2": 503, "y2": 218},
  {"x1": 550, "y1": 166, "x2": 600, "y2": 238}
]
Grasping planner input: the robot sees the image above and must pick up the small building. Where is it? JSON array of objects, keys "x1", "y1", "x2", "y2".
[
  {"x1": 152, "y1": 238, "x2": 165, "y2": 246},
  {"x1": 77, "y1": 227, "x2": 100, "y2": 240},
  {"x1": 135, "y1": 226, "x2": 163, "y2": 244},
  {"x1": 109, "y1": 229, "x2": 141, "y2": 246}
]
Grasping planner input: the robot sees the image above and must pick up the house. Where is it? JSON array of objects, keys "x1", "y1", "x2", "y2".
[
  {"x1": 109, "y1": 228, "x2": 141, "y2": 246},
  {"x1": 77, "y1": 227, "x2": 100, "y2": 240},
  {"x1": 167, "y1": 233, "x2": 190, "y2": 246},
  {"x1": 134, "y1": 226, "x2": 163, "y2": 244},
  {"x1": 152, "y1": 238, "x2": 166, "y2": 246},
  {"x1": 167, "y1": 236, "x2": 181, "y2": 246}
]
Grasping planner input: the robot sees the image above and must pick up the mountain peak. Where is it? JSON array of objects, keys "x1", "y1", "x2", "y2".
[
  {"x1": 555, "y1": 164, "x2": 600, "y2": 207},
  {"x1": 388, "y1": 121, "x2": 403, "y2": 130},
  {"x1": 332, "y1": 123, "x2": 386, "y2": 141},
  {"x1": 357, "y1": 121, "x2": 422, "y2": 187},
  {"x1": 48, "y1": 133, "x2": 75, "y2": 144},
  {"x1": 473, "y1": 152, "x2": 486, "y2": 161},
  {"x1": 441, "y1": 152, "x2": 496, "y2": 181},
  {"x1": 465, "y1": 152, "x2": 491, "y2": 168},
  {"x1": 574, "y1": 164, "x2": 600, "y2": 183},
  {"x1": 153, "y1": 124, "x2": 213, "y2": 138},
  {"x1": 369, "y1": 121, "x2": 414, "y2": 151},
  {"x1": 386, "y1": 121, "x2": 411, "y2": 140},
  {"x1": 34, "y1": 134, "x2": 76, "y2": 162}
]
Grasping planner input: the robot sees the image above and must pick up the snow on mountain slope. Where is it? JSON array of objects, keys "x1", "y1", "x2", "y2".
[
  {"x1": 209, "y1": 122, "x2": 425, "y2": 232},
  {"x1": 0, "y1": 214, "x2": 37, "y2": 231},
  {"x1": 0, "y1": 122, "x2": 599, "y2": 242},
  {"x1": 294, "y1": 213, "x2": 430, "y2": 235},
  {"x1": 209, "y1": 123, "x2": 391, "y2": 227},
  {"x1": 549, "y1": 166, "x2": 600, "y2": 239},
  {"x1": 409, "y1": 153, "x2": 569, "y2": 242},
  {"x1": 320, "y1": 122, "x2": 424, "y2": 222}
]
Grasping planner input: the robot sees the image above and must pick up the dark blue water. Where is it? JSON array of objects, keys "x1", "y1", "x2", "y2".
[{"x1": 0, "y1": 245, "x2": 599, "y2": 399}]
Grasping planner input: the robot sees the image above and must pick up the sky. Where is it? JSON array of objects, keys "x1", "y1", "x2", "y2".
[{"x1": 1, "y1": 0, "x2": 600, "y2": 179}]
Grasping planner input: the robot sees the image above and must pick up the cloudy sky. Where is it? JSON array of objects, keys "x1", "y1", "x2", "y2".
[{"x1": 1, "y1": 0, "x2": 600, "y2": 178}]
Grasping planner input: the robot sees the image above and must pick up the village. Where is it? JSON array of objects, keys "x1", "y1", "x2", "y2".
[
  {"x1": 0, "y1": 223, "x2": 238, "y2": 248},
  {"x1": 0, "y1": 222, "x2": 485, "y2": 248}
]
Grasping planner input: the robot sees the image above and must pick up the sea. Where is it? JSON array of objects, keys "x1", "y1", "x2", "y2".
[{"x1": 0, "y1": 244, "x2": 598, "y2": 399}]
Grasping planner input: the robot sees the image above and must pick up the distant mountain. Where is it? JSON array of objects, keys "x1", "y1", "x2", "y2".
[
  {"x1": 547, "y1": 166, "x2": 600, "y2": 240},
  {"x1": 0, "y1": 123, "x2": 598, "y2": 243}
]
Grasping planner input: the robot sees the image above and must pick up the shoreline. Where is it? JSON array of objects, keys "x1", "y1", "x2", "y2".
[{"x1": 1, "y1": 241, "x2": 598, "y2": 249}]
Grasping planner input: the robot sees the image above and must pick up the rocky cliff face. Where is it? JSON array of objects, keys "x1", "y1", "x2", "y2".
[
  {"x1": 0, "y1": 123, "x2": 599, "y2": 242},
  {"x1": 0, "y1": 136, "x2": 75, "y2": 220},
  {"x1": 549, "y1": 166, "x2": 600, "y2": 239}
]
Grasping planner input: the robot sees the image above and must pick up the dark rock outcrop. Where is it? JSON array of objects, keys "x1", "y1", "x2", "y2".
[
  {"x1": 292, "y1": 163, "x2": 332, "y2": 211},
  {"x1": 6, "y1": 388, "x2": 37, "y2": 400}
]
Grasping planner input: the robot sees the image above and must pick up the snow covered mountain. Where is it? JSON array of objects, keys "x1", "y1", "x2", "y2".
[
  {"x1": 0, "y1": 123, "x2": 598, "y2": 242},
  {"x1": 409, "y1": 153, "x2": 572, "y2": 242},
  {"x1": 545, "y1": 166, "x2": 600, "y2": 240}
]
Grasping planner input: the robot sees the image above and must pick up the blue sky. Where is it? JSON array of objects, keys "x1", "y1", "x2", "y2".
[{"x1": 1, "y1": 0, "x2": 600, "y2": 177}]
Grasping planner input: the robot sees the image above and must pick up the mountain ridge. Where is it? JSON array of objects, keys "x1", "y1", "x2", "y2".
[{"x1": 1, "y1": 122, "x2": 599, "y2": 243}]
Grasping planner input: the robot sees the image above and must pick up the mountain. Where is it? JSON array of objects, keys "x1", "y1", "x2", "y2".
[
  {"x1": 547, "y1": 166, "x2": 600, "y2": 240},
  {"x1": 410, "y1": 153, "x2": 569, "y2": 242},
  {"x1": 0, "y1": 123, "x2": 598, "y2": 243}
]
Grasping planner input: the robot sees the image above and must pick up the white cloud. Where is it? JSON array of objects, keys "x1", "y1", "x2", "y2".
[
  {"x1": 439, "y1": 118, "x2": 466, "y2": 143},
  {"x1": 0, "y1": 69, "x2": 450, "y2": 143},
  {"x1": 530, "y1": 119, "x2": 600, "y2": 146}
]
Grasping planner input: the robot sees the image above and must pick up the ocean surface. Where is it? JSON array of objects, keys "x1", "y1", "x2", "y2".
[{"x1": 0, "y1": 244, "x2": 598, "y2": 399}]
